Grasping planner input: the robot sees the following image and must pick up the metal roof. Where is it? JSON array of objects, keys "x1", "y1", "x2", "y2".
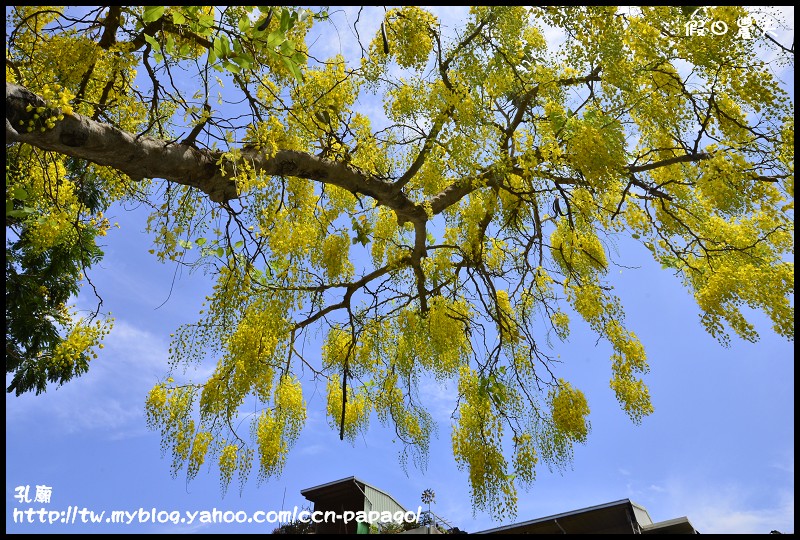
[
  {"x1": 475, "y1": 498, "x2": 698, "y2": 534},
  {"x1": 300, "y1": 476, "x2": 408, "y2": 512},
  {"x1": 642, "y1": 516, "x2": 699, "y2": 534}
]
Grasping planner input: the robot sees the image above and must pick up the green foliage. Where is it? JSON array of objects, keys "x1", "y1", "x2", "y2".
[{"x1": 6, "y1": 155, "x2": 111, "y2": 395}]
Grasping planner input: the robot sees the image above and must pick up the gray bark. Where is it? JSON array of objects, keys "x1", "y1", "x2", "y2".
[{"x1": 5, "y1": 82, "x2": 428, "y2": 226}]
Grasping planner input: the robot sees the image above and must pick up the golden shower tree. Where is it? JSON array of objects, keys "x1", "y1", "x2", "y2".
[{"x1": 5, "y1": 6, "x2": 793, "y2": 517}]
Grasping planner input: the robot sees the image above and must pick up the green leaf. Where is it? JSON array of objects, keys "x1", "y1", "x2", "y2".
[
  {"x1": 239, "y1": 51, "x2": 255, "y2": 67},
  {"x1": 631, "y1": 233, "x2": 640, "y2": 240},
  {"x1": 280, "y1": 8, "x2": 290, "y2": 32},
  {"x1": 267, "y1": 30, "x2": 284, "y2": 49},
  {"x1": 212, "y1": 37, "x2": 224, "y2": 60},
  {"x1": 238, "y1": 15, "x2": 250, "y2": 33},
  {"x1": 171, "y1": 10, "x2": 185, "y2": 25},
  {"x1": 231, "y1": 54, "x2": 252, "y2": 70},
  {"x1": 549, "y1": 111, "x2": 566, "y2": 133},
  {"x1": 143, "y1": 6, "x2": 165, "y2": 23},
  {"x1": 223, "y1": 61, "x2": 241, "y2": 74},
  {"x1": 217, "y1": 35, "x2": 230, "y2": 57},
  {"x1": 234, "y1": 240, "x2": 244, "y2": 249},
  {"x1": 216, "y1": 247, "x2": 225, "y2": 257},
  {"x1": 280, "y1": 39, "x2": 295, "y2": 55},
  {"x1": 195, "y1": 237, "x2": 207, "y2": 246},
  {"x1": 315, "y1": 110, "x2": 330, "y2": 124},
  {"x1": 660, "y1": 256, "x2": 679, "y2": 269},
  {"x1": 197, "y1": 13, "x2": 215, "y2": 29},
  {"x1": 13, "y1": 187, "x2": 29, "y2": 200},
  {"x1": 144, "y1": 33, "x2": 161, "y2": 52},
  {"x1": 281, "y1": 55, "x2": 303, "y2": 83}
]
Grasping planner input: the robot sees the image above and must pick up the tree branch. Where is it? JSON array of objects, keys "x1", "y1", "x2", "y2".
[{"x1": 6, "y1": 82, "x2": 429, "y2": 224}]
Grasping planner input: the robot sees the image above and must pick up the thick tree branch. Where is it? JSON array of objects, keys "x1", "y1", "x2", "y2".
[
  {"x1": 97, "y1": 6, "x2": 122, "y2": 49},
  {"x1": 429, "y1": 170, "x2": 499, "y2": 216},
  {"x1": 628, "y1": 152, "x2": 710, "y2": 173},
  {"x1": 6, "y1": 82, "x2": 429, "y2": 225}
]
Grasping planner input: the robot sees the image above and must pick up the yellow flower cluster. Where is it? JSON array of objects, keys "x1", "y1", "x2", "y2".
[
  {"x1": 50, "y1": 316, "x2": 113, "y2": 370},
  {"x1": 386, "y1": 78, "x2": 428, "y2": 121},
  {"x1": 370, "y1": 207, "x2": 398, "y2": 266},
  {"x1": 549, "y1": 380, "x2": 590, "y2": 442},
  {"x1": 485, "y1": 238, "x2": 508, "y2": 273},
  {"x1": 512, "y1": 432, "x2": 538, "y2": 487},
  {"x1": 425, "y1": 296, "x2": 471, "y2": 378},
  {"x1": 495, "y1": 290, "x2": 521, "y2": 344},
  {"x1": 604, "y1": 320, "x2": 647, "y2": 372},
  {"x1": 290, "y1": 55, "x2": 356, "y2": 142},
  {"x1": 187, "y1": 431, "x2": 213, "y2": 481},
  {"x1": 566, "y1": 120, "x2": 626, "y2": 186},
  {"x1": 318, "y1": 232, "x2": 354, "y2": 281},
  {"x1": 326, "y1": 374, "x2": 372, "y2": 443},
  {"x1": 219, "y1": 444, "x2": 238, "y2": 495},
  {"x1": 275, "y1": 375, "x2": 307, "y2": 445},
  {"x1": 550, "y1": 220, "x2": 608, "y2": 277},
  {"x1": 382, "y1": 7, "x2": 437, "y2": 70},
  {"x1": 624, "y1": 200, "x2": 652, "y2": 235},
  {"x1": 451, "y1": 366, "x2": 518, "y2": 520},
  {"x1": 322, "y1": 325, "x2": 356, "y2": 371},
  {"x1": 219, "y1": 301, "x2": 287, "y2": 410},
  {"x1": 550, "y1": 310, "x2": 570, "y2": 340},
  {"x1": 255, "y1": 411, "x2": 284, "y2": 480},
  {"x1": 266, "y1": 179, "x2": 319, "y2": 260},
  {"x1": 144, "y1": 383, "x2": 197, "y2": 474},
  {"x1": 569, "y1": 283, "x2": 606, "y2": 324},
  {"x1": 609, "y1": 356, "x2": 654, "y2": 424},
  {"x1": 347, "y1": 114, "x2": 388, "y2": 175}
]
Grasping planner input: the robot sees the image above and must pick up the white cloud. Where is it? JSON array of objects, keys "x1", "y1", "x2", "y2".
[
  {"x1": 59, "y1": 398, "x2": 144, "y2": 434},
  {"x1": 417, "y1": 377, "x2": 458, "y2": 425},
  {"x1": 770, "y1": 455, "x2": 794, "y2": 475},
  {"x1": 6, "y1": 318, "x2": 171, "y2": 439},
  {"x1": 689, "y1": 490, "x2": 794, "y2": 534},
  {"x1": 652, "y1": 478, "x2": 795, "y2": 534},
  {"x1": 298, "y1": 444, "x2": 327, "y2": 456}
]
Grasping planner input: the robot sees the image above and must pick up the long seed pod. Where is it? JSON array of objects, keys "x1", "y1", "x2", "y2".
[
  {"x1": 257, "y1": 9, "x2": 273, "y2": 32},
  {"x1": 381, "y1": 21, "x2": 389, "y2": 54}
]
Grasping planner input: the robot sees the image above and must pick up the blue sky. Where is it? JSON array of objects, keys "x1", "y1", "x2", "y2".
[{"x1": 6, "y1": 6, "x2": 794, "y2": 534}]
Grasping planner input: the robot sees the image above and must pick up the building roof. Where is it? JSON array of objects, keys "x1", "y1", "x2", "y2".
[
  {"x1": 300, "y1": 476, "x2": 408, "y2": 512},
  {"x1": 641, "y1": 516, "x2": 699, "y2": 534},
  {"x1": 475, "y1": 498, "x2": 698, "y2": 534}
]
